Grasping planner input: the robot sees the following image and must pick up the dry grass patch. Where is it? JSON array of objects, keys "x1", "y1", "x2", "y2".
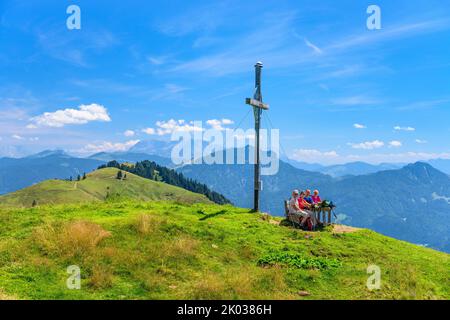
[
  {"x1": 134, "y1": 214, "x2": 162, "y2": 235},
  {"x1": 163, "y1": 236, "x2": 200, "y2": 259},
  {"x1": 0, "y1": 289, "x2": 18, "y2": 300},
  {"x1": 191, "y1": 273, "x2": 227, "y2": 300},
  {"x1": 332, "y1": 225, "x2": 360, "y2": 234},
  {"x1": 89, "y1": 264, "x2": 114, "y2": 289},
  {"x1": 33, "y1": 220, "x2": 111, "y2": 259}
]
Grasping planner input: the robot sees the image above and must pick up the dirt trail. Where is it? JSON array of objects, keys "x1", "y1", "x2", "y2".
[{"x1": 332, "y1": 224, "x2": 360, "y2": 234}]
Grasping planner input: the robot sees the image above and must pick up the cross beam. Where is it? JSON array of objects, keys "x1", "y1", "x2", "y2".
[
  {"x1": 245, "y1": 61, "x2": 269, "y2": 212},
  {"x1": 245, "y1": 98, "x2": 269, "y2": 110}
]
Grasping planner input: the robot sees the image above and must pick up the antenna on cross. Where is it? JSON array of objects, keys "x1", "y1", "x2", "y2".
[{"x1": 246, "y1": 61, "x2": 269, "y2": 212}]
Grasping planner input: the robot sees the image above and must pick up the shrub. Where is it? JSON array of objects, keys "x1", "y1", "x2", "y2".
[{"x1": 258, "y1": 251, "x2": 341, "y2": 270}]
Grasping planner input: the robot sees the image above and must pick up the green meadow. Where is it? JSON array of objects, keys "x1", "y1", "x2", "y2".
[
  {"x1": 0, "y1": 200, "x2": 448, "y2": 300},
  {"x1": 0, "y1": 168, "x2": 448, "y2": 300}
]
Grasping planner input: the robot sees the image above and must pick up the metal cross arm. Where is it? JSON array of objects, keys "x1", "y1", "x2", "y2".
[{"x1": 245, "y1": 98, "x2": 269, "y2": 110}]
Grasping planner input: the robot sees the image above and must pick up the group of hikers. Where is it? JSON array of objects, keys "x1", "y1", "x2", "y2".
[{"x1": 288, "y1": 189, "x2": 329, "y2": 230}]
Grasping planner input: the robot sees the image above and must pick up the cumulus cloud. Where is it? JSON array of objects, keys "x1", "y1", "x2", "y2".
[
  {"x1": 394, "y1": 126, "x2": 415, "y2": 132},
  {"x1": 143, "y1": 119, "x2": 203, "y2": 136},
  {"x1": 353, "y1": 123, "x2": 366, "y2": 129},
  {"x1": 30, "y1": 103, "x2": 111, "y2": 128},
  {"x1": 143, "y1": 118, "x2": 234, "y2": 136},
  {"x1": 348, "y1": 140, "x2": 384, "y2": 150},
  {"x1": 79, "y1": 140, "x2": 140, "y2": 154},
  {"x1": 124, "y1": 130, "x2": 135, "y2": 137},
  {"x1": 142, "y1": 128, "x2": 156, "y2": 135},
  {"x1": 415, "y1": 139, "x2": 427, "y2": 144},
  {"x1": 12, "y1": 134, "x2": 24, "y2": 140},
  {"x1": 389, "y1": 140, "x2": 402, "y2": 148},
  {"x1": 206, "y1": 118, "x2": 234, "y2": 130}
]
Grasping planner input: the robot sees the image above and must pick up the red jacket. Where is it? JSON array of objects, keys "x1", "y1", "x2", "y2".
[{"x1": 298, "y1": 198, "x2": 310, "y2": 210}]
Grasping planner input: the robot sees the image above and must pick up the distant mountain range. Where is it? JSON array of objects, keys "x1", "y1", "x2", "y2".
[
  {"x1": 0, "y1": 149, "x2": 174, "y2": 195},
  {"x1": 1, "y1": 143, "x2": 449, "y2": 252},
  {"x1": 178, "y1": 155, "x2": 450, "y2": 253},
  {"x1": 287, "y1": 160, "x2": 405, "y2": 177},
  {"x1": 88, "y1": 151, "x2": 174, "y2": 167},
  {"x1": 0, "y1": 151, "x2": 104, "y2": 195},
  {"x1": 129, "y1": 140, "x2": 178, "y2": 158}
]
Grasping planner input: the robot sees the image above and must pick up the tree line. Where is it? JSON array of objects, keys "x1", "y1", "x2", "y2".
[{"x1": 98, "y1": 160, "x2": 231, "y2": 205}]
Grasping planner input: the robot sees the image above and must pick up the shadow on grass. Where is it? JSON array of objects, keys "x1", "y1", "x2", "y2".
[
  {"x1": 280, "y1": 219, "x2": 328, "y2": 232},
  {"x1": 199, "y1": 210, "x2": 228, "y2": 221}
]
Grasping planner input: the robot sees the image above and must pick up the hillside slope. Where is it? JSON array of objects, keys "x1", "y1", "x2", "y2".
[
  {"x1": 0, "y1": 200, "x2": 447, "y2": 300},
  {"x1": 0, "y1": 168, "x2": 210, "y2": 207}
]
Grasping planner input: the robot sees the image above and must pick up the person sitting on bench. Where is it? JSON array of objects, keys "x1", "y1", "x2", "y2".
[
  {"x1": 289, "y1": 190, "x2": 302, "y2": 214},
  {"x1": 312, "y1": 189, "x2": 322, "y2": 204},
  {"x1": 304, "y1": 189, "x2": 313, "y2": 204},
  {"x1": 288, "y1": 190, "x2": 310, "y2": 227},
  {"x1": 298, "y1": 191, "x2": 318, "y2": 228}
]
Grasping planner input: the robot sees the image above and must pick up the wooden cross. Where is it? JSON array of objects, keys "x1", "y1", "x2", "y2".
[{"x1": 245, "y1": 61, "x2": 269, "y2": 212}]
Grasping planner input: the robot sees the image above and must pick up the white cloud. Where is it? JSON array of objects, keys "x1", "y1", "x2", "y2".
[
  {"x1": 29, "y1": 137, "x2": 39, "y2": 142},
  {"x1": 124, "y1": 130, "x2": 135, "y2": 137},
  {"x1": 26, "y1": 124, "x2": 37, "y2": 129},
  {"x1": 304, "y1": 38, "x2": 323, "y2": 54},
  {"x1": 143, "y1": 119, "x2": 204, "y2": 136},
  {"x1": 291, "y1": 149, "x2": 339, "y2": 162},
  {"x1": 389, "y1": 140, "x2": 402, "y2": 148},
  {"x1": 206, "y1": 118, "x2": 234, "y2": 130},
  {"x1": 142, "y1": 128, "x2": 156, "y2": 135},
  {"x1": 348, "y1": 140, "x2": 384, "y2": 150},
  {"x1": 353, "y1": 123, "x2": 366, "y2": 129},
  {"x1": 12, "y1": 134, "x2": 24, "y2": 140},
  {"x1": 30, "y1": 103, "x2": 111, "y2": 128},
  {"x1": 432, "y1": 192, "x2": 450, "y2": 204},
  {"x1": 79, "y1": 140, "x2": 140, "y2": 154},
  {"x1": 415, "y1": 139, "x2": 427, "y2": 144},
  {"x1": 394, "y1": 126, "x2": 415, "y2": 132},
  {"x1": 143, "y1": 118, "x2": 234, "y2": 136}
]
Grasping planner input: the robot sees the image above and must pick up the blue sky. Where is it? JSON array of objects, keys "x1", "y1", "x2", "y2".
[{"x1": 1, "y1": 0, "x2": 450, "y2": 164}]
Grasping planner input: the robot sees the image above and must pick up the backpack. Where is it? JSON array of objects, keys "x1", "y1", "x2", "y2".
[
  {"x1": 321, "y1": 200, "x2": 331, "y2": 208},
  {"x1": 321, "y1": 200, "x2": 336, "y2": 209},
  {"x1": 306, "y1": 217, "x2": 314, "y2": 231},
  {"x1": 300, "y1": 217, "x2": 313, "y2": 231}
]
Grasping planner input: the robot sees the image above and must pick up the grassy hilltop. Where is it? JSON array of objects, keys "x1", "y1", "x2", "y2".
[
  {"x1": 0, "y1": 168, "x2": 210, "y2": 207},
  {"x1": 0, "y1": 168, "x2": 448, "y2": 300}
]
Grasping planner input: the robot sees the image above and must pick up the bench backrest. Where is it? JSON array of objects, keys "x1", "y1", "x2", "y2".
[{"x1": 284, "y1": 200, "x2": 289, "y2": 216}]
